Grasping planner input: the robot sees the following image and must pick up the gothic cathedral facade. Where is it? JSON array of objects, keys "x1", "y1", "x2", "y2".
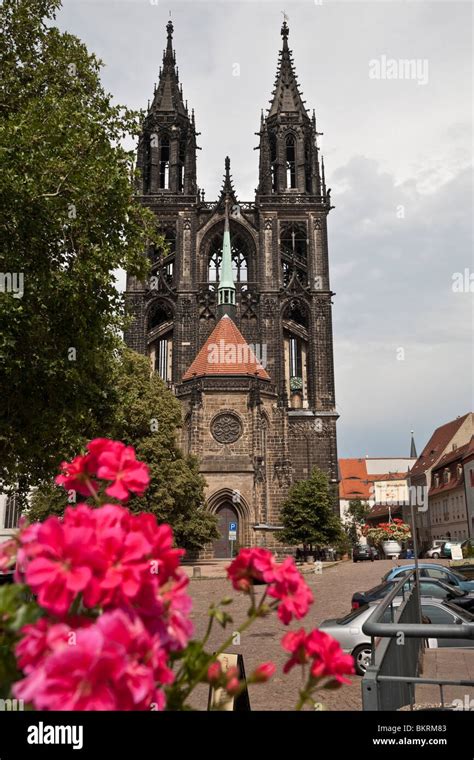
[{"x1": 125, "y1": 20, "x2": 339, "y2": 557}]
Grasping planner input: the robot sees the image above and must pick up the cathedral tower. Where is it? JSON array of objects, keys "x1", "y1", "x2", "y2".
[{"x1": 125, "y1": 20, "x2": 339, "y2": 557}]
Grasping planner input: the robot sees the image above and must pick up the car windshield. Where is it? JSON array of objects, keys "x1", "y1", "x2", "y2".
[
  {"x1": 337, "y1": 606, "x2": 370, "y2": 624},
  {"x1": 443, "y1": 601, "x2": 474, "y2": 621},
  {"x1": 368, "y1": 583, "x2": 394, "y2": 599},
  {"x1": 448, "y1": 569, "x2": 469, "y2": 581},
  {"x1": 425, "y1": 581, "x2": 464, "y2": 597}
]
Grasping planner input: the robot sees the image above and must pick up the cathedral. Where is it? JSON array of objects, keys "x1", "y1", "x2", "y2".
[{"x1": 125, "y1": 20, "x2": 339, "y2": 558}]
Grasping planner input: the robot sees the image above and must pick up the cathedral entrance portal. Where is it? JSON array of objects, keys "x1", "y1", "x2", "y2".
[{"x1": 213, "y1": 503, "x2": 239, "y2": 559}]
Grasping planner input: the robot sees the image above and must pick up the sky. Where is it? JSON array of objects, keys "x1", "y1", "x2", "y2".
[{"x1": 56, "y1": 0, "x2": 473, "y2": 458}]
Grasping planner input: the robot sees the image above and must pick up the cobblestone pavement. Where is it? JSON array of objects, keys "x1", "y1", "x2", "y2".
[
  {"x1": 187, "y1": 558, "x2": 451, "y2": 711},
  {"x1": 190, "y1": 560, "x2": 406, "y2": 710}
]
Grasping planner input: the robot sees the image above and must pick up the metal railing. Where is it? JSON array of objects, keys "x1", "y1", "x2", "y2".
[{"x1": 361, "y1": 570, "x2": 474, "y2": 710}]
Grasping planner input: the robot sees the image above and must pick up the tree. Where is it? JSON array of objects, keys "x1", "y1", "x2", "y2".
[
  {"x1": 279, "y1": 467, "x2": 343, "y2": 549},
  {"x1": 29, "y1": 347, "x2": 219, "y2": 552},
  {"x1": 0, "y1": 0, "x2": 155, "y2": 489},
  {"x1": 344, "y1": 499, "x2": 371, "y2": 547}
]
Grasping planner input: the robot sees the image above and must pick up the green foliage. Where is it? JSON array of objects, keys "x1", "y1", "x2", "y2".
[
  {"x1": 344, "y1": 499, "x2": 370, "y2": 547},
  {"x1": 0, "y1": 584, "x2": 42, "y2": 698},
  {"x1": 279, "y1": 467, "x2": 344, "y2": 547},
  {"x1": 29, "y1": 347, "x2": 219, "y2": 551},
  {"x1": 0, "y1": 0, "x2": 155, "y2": 488},
  {"x1": 347, "y1": 499, "x2": 370, "y2": 524}
]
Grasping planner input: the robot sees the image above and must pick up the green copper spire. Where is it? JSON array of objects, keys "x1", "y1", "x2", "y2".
[{"x1": 217, "y1": 158, "x2": 236, "y2": 318}]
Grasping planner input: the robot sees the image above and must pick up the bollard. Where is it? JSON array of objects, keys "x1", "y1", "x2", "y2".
[{"x1": 192, "y1": 566, "x2": 201, "y2": 579}]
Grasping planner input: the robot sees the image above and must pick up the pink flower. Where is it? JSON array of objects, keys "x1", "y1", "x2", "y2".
[
  {"x1": 267, "y1": 558, "x2": 314, "y2": 624},
  {"x1": 15, "y1": 618, "x2": 73, "y2": 673},
  {"x1": 24, "y1": 517, "x2": 96, "y2": 617},
  {"x1": 224, "y1": 666, "x2": 240, "y2": 696},
  {"x1": 281, "y1": 628, "x2": 310, "y2": 673},
  {"x1": 207, "y1": 661, "x2": 222, "y2": 684},
  {"x1": 133, "y1": 573, "x2": 193, "y2": 652},
  {"x1": 306, "y1": 629, "x2": 355, "y2": 685},
  {"x1": 251, "y1": 662, "x2": 276, "y2": 683},
  {"x1": 89, "y1": 440, "x2": 149, "y2": 501},
  {"x1": 55, "y1": 453, "x2": 98, "y2": 497},
  {"x1": 226, "y1": 548, "x2": 276, "y2": 592},
  {"x1": 0, "y1": 539, "x2": 16, "y2": 572},
  {"x1": 14, "y1": 610, "x2": 171, "y2": 711},
  {"x1": 281, "y1": 628, "x2": 354, "y2": 685}
]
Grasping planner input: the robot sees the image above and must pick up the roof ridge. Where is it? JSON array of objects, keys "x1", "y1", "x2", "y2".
[{"x1": 182, "y1": 316, "x2": 270, "y2": 382}]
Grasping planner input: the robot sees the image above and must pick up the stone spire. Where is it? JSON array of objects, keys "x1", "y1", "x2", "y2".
[
  {"x1": 267, "y1": 21, "x2": 309, "y2": 120},
  {"x1": 151, "y1": 20, "x2": 187, "y2": 117}
]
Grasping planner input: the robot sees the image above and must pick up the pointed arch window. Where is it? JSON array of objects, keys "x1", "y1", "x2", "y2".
[
  {"x1": 208, "y1": 229, "x2": 249, "y2": 289},
  {"x1": 283, "y1": 300, "x2": 309, "y2": 409},
  {"x1": 270, "y1": 132, "x2": 278, "y2": 193},
  {"x1": 159, "y1": 135, "x2": 170, "y2": 189},
  {"x1": 149, "y1": 224, "x2": 176, "y2": 288},
  {"x1": 305, "y1": 141, "x2": 312, "y2": 193},
  {"x1": 280, "y1": 221, "x2": 308, "y2": 287},
  {"x1": 147, "y1": 302, "x2": 173, "y2": 383},
  {"x1": 178, "y1": 139, "x2": 186, "y2": 192},
  {"x1": 285, "y1": 134, "x2": 296, "y2": 189}
]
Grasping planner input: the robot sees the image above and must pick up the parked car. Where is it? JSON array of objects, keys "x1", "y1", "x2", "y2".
[
  {"x1": 383, "y1": 563, "x2": 474, "y2": 593},
  {"x1": 320, "y1": 598, "x2": 474, "y2": 676},
  {"x1": 352, "y1": 544, "x2": 378, "y2": 562},
  {"x1": 425, "y1": 543, "x2": 446, "y2": 559},
  {"x1": 440, "y1": 541, "x2": 463, "y2": 559},
  {"x1": 351, "y1": 577, "x2": 474, "y2": 613}
]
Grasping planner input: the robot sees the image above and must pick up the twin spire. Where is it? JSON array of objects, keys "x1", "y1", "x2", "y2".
[
  {"x1": 267, "y1": 20, "x2": 309, "y2": 119},
  {"x1": 151, "y1": 20, "x2": 187, "y2": 116}
]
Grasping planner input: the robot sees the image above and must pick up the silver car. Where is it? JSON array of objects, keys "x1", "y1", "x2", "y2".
[{"x1": 319, "y1": 597, "x2": 474, "y2": 676}]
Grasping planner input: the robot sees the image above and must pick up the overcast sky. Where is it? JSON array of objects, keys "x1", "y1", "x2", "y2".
[{"x1": 57, "y1": 0, "x2": 473, "y2": 458}]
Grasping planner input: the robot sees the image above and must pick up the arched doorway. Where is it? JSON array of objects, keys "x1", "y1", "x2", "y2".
[{"x1": 213, "y1": 503, "x2": 239, "y2": 559}]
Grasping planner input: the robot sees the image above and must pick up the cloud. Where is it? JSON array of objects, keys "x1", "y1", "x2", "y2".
[
  {"x1": 58, "y1": 0, "x2": 473, "y2": 457},
  {"x1": 331, "y1": 157, "x2": 473, "y2": 455}
]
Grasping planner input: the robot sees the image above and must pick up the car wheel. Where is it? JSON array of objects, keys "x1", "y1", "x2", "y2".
[
  {"x1": 352, "y1": 645, "x2": 372, "y2": 676},
  {"x1": 432, "y1": 552, "x2": 440, "y2": 559}
]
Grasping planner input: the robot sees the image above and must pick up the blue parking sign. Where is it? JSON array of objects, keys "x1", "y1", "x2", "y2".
[{"x1": 229, "y1": 522, "x2": 237, "y2": 531}]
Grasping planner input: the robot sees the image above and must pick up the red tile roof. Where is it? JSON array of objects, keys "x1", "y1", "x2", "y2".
[
  {"x1": 366, "y1": 472, "x2": 408, "y2": 481},
  {"x1": 338, "y1": 459, "x2": 371, "y2": 500},
  {"x1": 182, "y1": 315, "x2": 270, "y2": 382},
  {"x1": 339, "y1": 460, "x2": 411, "y2": 500},
  {"x1": 409, "y1": 413, "x2": 471, "y2": 479},
  {"x1": 431, "y1": 440, "x2": 471, "y2": 470},
  {"x1": 429, "y1": 476, "x2": 463, "y2": 498},
  {"x1": 463, "y1": 436, "x2": 474, "y2": 462}
]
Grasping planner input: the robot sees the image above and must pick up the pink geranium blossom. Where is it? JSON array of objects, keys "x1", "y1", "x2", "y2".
[
  {"x1": 0, "y1": 539, "x2": 17, "y2": 572},
  {"x1": 281, "y1": 628, "x2": 354, "y2": 685},
  {"x1": 267, "y1": 558, "x2": 314, "y2": 624},
  {"x1": 14, "y1": 611, "x2": 171, "y2": 711},
  {"x1": 281, "y1": 628, "x2": 310, "y2": 673},
  {"x1": 251, "y1": 662, "x2": 276, "y2": 683},
  {"x1": 89, "y1": 439, "x2": 149, "y2": 501},
  {"x1": 306, "y1": 629, "x2": 355, "y2": 685},
  {"x1": 226, "y1": 548, "x2": 276, "y2": 592},
  {"x1": 55, "y1": 453, "x2": 98, "y2": 497},
  {"x1": 24, "y1": 517, "x2": 97, "y2": 617}
]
